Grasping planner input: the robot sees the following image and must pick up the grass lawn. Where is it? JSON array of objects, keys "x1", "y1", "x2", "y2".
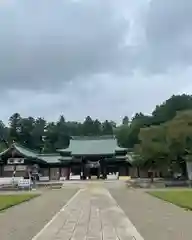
[
  {"x1": 0, "y1": 194, "x2": 39, "y2": 211},
  {"x1": 148, "y1": 190, "x2": 192, "y2": 210}
]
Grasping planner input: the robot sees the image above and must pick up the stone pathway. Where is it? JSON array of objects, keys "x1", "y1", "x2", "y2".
[
  {"x1": 32, "y1": 187, "x2": 143, "y2": 240},
  {"x1": 0, "y1": 188, "x2": 78, "y2": 240},
  {"x1": 4, "y1": 181, "x2": 192, "y2": 240},
  {"x1": 110, "y1": 188, "x2": 192, "y2": 240}
]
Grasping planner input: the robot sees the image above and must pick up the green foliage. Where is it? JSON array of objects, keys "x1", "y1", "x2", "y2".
[
  {"x1": 152, "y1": 94, "x2": 192, "y2": 124},
  {"x1": 115, "y1": 95, "x2": 192, "y2": 176},
  {"x1": 122, "y1": 116, "x2": 129, "y2": 125},
  {"x1": 115, "y1": 125, "x2": 130, "y2": 147},
  {"x1": 0, "y1": 94, "x2": 192, "y2": 162},
  {"x1": 136, "y1": 109, "x2": 192, "y2": 176},
  {"x1": 0, "y1": 114, "x2": 116, "y2": 153}
]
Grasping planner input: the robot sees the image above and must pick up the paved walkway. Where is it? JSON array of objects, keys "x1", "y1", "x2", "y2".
[
  {"x1": 110, "y1": 188, "x2": 192, "y2": 240},
  {"x1": 2, "y1": 181, "x2": 192, "y2": 240},
  {"x1": 0, "y1": 189, "x2": 78, "y2": 240},
  {"x1": 32, "y1": 187, "x2": 143, "y2": 240}
]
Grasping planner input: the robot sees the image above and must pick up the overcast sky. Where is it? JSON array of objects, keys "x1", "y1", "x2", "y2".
[{"x1": 0, "y1": 0, "x2": 192, "y2": 123}]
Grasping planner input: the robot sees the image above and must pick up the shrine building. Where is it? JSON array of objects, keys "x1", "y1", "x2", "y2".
[{"x1": 0, "y1": 136, "x2": 136, "y2": 180}]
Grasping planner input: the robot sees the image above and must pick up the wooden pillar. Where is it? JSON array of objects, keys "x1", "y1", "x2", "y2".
[
  {"x1": 97, "y1": 165, "x2": 100, "y2": 179},
  {"x1": 67, "y1": 166, "x2": 70, "y2": 180},
  {"x1": 48, "y1": 167, "x2": 51, "y2": 181},
  {"x1": 82, "y1": 162, "x2": 86, "y2": 180},
  {"x1": 126, "y1": 164, "x2": 129, "y2": 176},
  {"x1": 0, "y1": 164, "x2": 3, "y2": 177},
  {"x1": 137, "y1": 167, "x2": 140, "y2": 178},
  {"x1": 103, "y1": 161, "x2": 107, "y2": 179}
]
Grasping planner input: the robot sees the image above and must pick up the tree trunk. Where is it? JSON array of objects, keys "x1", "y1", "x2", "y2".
[
  {"x1": 179, "y1": 158, "x2": 187, "y2": 178},
  {"x1": 137, "y1": 167, "x2": 140, "y2": 178},
  {"x1": 148, "y1": 170, "x2": 154, "y2": 183},
  {"x1": 150, "y1": 173, "x2": 154, "y2": 183}
]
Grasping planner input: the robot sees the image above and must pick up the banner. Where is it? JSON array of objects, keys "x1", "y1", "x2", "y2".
[{"x1": 18, "y1": 179, "x2": 31, "y2": 188}]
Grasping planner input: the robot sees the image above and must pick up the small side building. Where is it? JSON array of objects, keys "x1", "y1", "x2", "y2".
[{"x1": 0, "y1": 143, "x2": 71, "y2": 180}]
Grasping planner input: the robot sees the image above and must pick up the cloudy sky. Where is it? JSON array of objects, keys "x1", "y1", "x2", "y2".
[{"x1": 0, "y1": 0, "x2": 192, "y2": 123}]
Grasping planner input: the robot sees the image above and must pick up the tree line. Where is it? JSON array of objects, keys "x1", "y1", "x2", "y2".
[
  {"x1": 116, "y1": 94, "x2": 192, "y2": 178},
  {"x1": 0, "y1": 114, "x2": 117, "y2": 153},
  {"x1": 0, "y1": 93, "x2": 192, "y2": 177}
]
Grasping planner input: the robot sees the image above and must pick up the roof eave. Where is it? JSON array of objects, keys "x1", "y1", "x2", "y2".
[
  {"x1": 57, "y1": 149, "x2": 71, "y2": 153},
  {"x1": 72, "y1": 153, "x2": 114, "y2": 156}
]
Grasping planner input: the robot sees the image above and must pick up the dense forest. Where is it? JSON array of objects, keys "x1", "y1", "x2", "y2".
[{"x1": 1, "y1": 94, "x2": 192, "y2": 177}]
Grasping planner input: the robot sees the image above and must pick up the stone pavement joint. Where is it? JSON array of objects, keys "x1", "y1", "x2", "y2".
[{"x1": 32, "y1": 187, "x2": 144, "y2": 240}]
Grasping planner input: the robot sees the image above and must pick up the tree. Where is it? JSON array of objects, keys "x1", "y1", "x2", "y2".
[
  {"x1": 152, "y1": 94, "x2": 192, "y2": 124},
  {"x1": 9, "y1": 113, "x2": 22, "y2": 143},
  {"x1": 136, "y1": 109, "x2": 192, "y2": 180},
  {"x1": 32, "y1": 118, "x2": 46, "y2": 151},
  {"x1": 19, "y1": 117, "x2": 35, "y2": 148},
  {"x1": 137, "y1": 124, "x2": 169, "y2": 181},
  {"x1": 83, "y1": 116, "x2": 94, "y2": 136},
  {"x1": 122, "y1": 116, "x2": 129, "y2": 125},
  {"x1": 116, "y1": 113, "x2": 153, "y2": 148},
  {"x1": 102, "y1": 120, "x2": 113, "y2": 135},
  {"x1": 92, "y1": 119, "x2": 102, "y2": 135},
  {"x1": 55, "y1": 116, "x2": 70, "y2": 149},
  {"x1": 0, "y1": 121, "x2": 9, "y2": 148},
  {"x1": 165, "y1": 110, "x2": 192, "y2": 177},
  {"x1": 124, "y1": 95, "x2": 192, "y2": 152},
  {"x1": 115, "y1": 125, "x2": 130, "y2": 148},
  {"x1": 130, "y1": 146, "x2": 146, "y2": 177},
  {"x1": 43, "y1": 122, "x2": 58, "y2": 153}
]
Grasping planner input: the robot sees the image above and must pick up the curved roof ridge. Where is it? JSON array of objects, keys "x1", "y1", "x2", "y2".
[{"x1": 13, "y1": 142, "x2": 39, "y2": 154}]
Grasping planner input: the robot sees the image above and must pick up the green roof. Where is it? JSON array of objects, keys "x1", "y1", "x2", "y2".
[
  {"x1": 58, "y1": 136, "x2": 127, "y2": 155},
  {"x1": 0, "y1": 143, "x2": 73, "y2": 164},
  {"x1": 59, "y1": 156, "x2": 73, "y2": 161},
  {"x1": 14, "y1": 143, "x2": 38, "y2": 158},
  {"x1": 38, "y1": 154, "x2": 72, "y2": 163},
  {"x1": 37, "y1": 154, "x2": 61, "y2": 163},
  {"x1": 0, "y1": 143, "x2": 38, "y2": 158},
  {"x1": 0, "y1": 139, "x2": 128, "y2": 163}
]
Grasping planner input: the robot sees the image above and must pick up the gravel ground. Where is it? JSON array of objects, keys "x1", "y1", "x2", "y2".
[
  {"x1": 0, "y1": 188, "x2": 78, "y2": 240},
  {"x1": 109, "y1": 188, "x2": 192, "y2": 240}
]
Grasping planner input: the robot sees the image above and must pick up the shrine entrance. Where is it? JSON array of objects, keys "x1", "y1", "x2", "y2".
[{"x1": 85, "y1": 161, "x2": 101, "y2": 179}]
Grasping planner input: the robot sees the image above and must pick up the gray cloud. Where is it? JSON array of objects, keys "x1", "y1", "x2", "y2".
[
  {"x1": 142, "y1": 0, "x2": 192, "y2": 72},
  {"x1": 0, "y1": 0, "x2": 192, "y2": 123},
  {"x1": 0, "y1": 0, "x2": 129, "y2": 91}
]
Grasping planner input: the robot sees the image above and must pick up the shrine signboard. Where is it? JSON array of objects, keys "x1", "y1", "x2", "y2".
[{"x1": 7, "y1": 158, "x2": 25, "y2": 164}]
